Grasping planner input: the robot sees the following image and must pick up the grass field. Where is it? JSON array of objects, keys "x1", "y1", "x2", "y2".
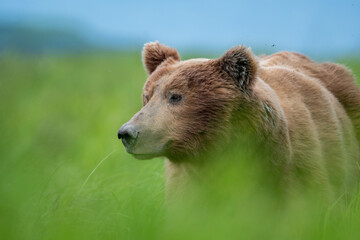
[{"x1": 1, "y1": 52, "x2": 360, "y2": 240}]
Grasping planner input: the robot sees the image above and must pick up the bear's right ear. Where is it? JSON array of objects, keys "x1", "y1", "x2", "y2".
[
  {"x1": 218, "y1": 46, "x2": 258, "y2": 90},
  {"x1": 142, "y1": 42, "x2": 180, "y2": 75}
]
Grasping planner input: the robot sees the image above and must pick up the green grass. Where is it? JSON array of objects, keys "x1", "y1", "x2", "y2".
[{"x1": 0, "y1": 52, "x2": 360, "y2": 240}]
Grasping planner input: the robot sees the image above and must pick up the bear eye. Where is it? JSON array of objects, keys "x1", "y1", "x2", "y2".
[{"x1": 168, "y1": 93, "x2": 183, "y2": 104}]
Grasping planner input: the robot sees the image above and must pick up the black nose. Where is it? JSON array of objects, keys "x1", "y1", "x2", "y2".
[{"x1": 117, "y1": 123, "x2": 138, "y2": 149}]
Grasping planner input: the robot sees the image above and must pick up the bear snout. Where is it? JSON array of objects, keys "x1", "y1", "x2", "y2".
[{"x1": 118, "y1": 123, "x2": 139, "y2": 151}]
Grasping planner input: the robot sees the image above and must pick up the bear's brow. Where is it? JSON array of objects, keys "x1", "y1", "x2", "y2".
[{"x1": 144, "y1": 67, "x2": 173, "y2": 98}]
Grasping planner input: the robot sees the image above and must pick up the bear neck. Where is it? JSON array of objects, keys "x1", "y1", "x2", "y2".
[{"x1": 232, "y1": 78, "x2": 292, "y2": 168}]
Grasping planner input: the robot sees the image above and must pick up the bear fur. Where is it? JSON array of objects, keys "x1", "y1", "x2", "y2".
[{"x1": 120, "y1": 42, "x2": 360, "y2": 199}]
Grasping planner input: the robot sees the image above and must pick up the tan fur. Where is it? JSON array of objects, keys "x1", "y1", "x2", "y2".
[{"x1": 122, "y1": 43, "x2": 360, "y2": 200}]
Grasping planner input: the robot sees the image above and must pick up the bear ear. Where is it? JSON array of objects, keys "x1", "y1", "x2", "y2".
[
  {"x1": 218, "y1": 46, "x2": 258, "y2": 90},
  {"x1": 142, "y1": 41, "x2": 180, "y2": 75}
]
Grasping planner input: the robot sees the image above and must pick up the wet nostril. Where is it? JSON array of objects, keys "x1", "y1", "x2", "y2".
[
  {"x1": 117, "y1": 130, "x2": 127, "y2": 140},
  {"x1": 117, "y1": 131, "x2": 130, "y2": 140}
]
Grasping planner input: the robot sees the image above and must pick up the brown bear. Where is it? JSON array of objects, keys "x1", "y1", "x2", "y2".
[{"x1": 118, "y1": 41, "x2": 360, "y2": 199}]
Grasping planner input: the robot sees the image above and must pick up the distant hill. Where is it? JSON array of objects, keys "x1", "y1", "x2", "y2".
[
  {"x1": 0, "y1": 21, "x2": 143, "y2": 54},
  {"x1": 0, "y1": 22, "x2": 97, "y2": 54}
]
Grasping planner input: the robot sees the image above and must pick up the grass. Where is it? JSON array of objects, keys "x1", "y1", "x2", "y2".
[{"x1": 0, "y1": 51, "x2": 360, "y2": 240}]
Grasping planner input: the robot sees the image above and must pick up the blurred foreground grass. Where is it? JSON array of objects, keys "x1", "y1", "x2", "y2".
[{"x1": 0, "y1": 52, "x2": 360, "y2": 240}]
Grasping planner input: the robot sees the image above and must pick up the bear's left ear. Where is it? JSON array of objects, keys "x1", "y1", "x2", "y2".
[
  {"x1": 142, "y1": 41, "x2": 180, "y2": 75},
  {"x1": 218, "y1": 46, "x2": 259, "y2": 90}
]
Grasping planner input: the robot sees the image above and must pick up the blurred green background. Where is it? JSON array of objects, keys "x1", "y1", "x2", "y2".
[
  {"x1": 1, "y1": 1, "x2": 360, "y2": 239},
  {"x1": 0, "y1": 52, "x2": 360, "y2": 240}
]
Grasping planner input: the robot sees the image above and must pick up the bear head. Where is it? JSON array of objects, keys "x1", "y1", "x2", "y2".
[{"x1": 118, "y1": 42, "x2": 259, "y2": 161}]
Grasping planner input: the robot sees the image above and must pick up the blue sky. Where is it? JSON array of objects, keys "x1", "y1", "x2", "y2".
[{"x1": 0, "y1": 0, "x2": 359, "y2": 57}]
